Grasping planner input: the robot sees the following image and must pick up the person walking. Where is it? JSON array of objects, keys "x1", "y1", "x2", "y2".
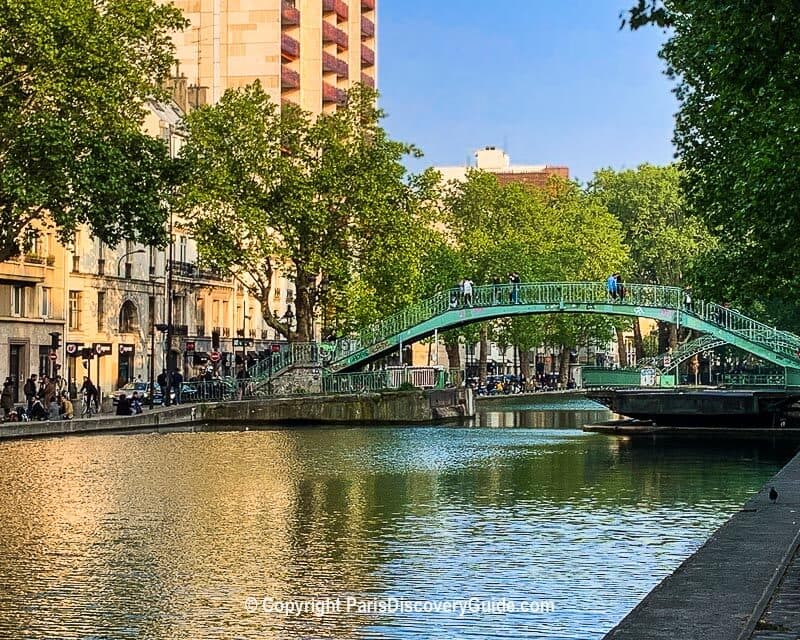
[
  {"x1": 509, "y1": 272, "x2": 521, "y2": 303},
  {"x1": 170, "y1": 369, "x2": 184, "y2": 405},
  {"x1": 23, "y1": 374, "x2": 37, "y2": 412},
  {"x1": 615, "y1": 273, "x2": 626, "y2": 302},
  {"x1": 157, "y1": 369, "x2": 168, "y2": 405},
  {"x1": 683, "y1": 286, "x2": 693, "y2": 312},
  {"x1": 606, "y1": 273, "x2": 618, "y2": 301},
  {"x1": 1, "y1": 377, "x2": 14, "y2": 420},
  {"x1": 463, "y1": 277, "x2": 474, "y2": 307}
]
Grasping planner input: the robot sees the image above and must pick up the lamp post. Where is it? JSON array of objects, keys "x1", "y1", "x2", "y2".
[{"x1": 116, "y1": 249, "x2": 146, "y2": 277}]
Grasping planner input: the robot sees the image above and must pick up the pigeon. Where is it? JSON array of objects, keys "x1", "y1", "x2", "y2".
[{"x1": 769, "y1": 487, "x2": 778, "y2": 503}]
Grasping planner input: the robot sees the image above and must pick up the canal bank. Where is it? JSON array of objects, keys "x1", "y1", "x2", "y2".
[
  {"x1": 605, "y1": 447, "x2": 800, "y2": 640},
  {"x1": 0, "y1": 388, "x2": 473, "y2": 441}
]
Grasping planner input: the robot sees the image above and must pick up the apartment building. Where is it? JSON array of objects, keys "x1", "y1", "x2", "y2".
[
  {"x1": 167, "y1": 0, "x2": 377, "y2": 113},
  {"x1": 437, "y1": 146, "x2": 569, "y2": 187}
]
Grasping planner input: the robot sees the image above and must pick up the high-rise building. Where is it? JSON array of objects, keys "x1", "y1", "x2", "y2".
[{"x1": 167, "y1": 0, "x2": 377, "y2": 113}]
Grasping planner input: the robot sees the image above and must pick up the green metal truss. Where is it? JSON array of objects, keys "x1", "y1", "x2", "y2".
[
  {"x1": 324, "y1": 282, "x2": 800, "y2": 374},
  {"x1": 638, "y1": 334, "x2": 726, "y2": 373}
]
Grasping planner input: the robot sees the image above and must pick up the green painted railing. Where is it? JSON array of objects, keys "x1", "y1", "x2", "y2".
[
  {"x1": 324, "y1": 282, "x2": 800, "y2": 373},
  {"x1": 639, "y1": 334, "x2": 726, "y2": 372},
  {"x1": 721, "y1": 373, "x2": 787, "y2": 387},
  {"x1": 322, "y1": 370, "x2": 390, "y2": 394}
]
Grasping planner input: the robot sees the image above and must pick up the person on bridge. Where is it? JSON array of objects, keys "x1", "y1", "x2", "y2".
[
  {"x1": 615, "y1": 273, "x2": 626, "y2": 302},
  {"x1": 683, "y1": 286, "x2": 693, "y2": 312},
  {"x1": 606, "y1": 273, "x2": 618, "y2": 300},
  {"x1": 462, "y1": 278, "x2": 474, "y2": 306}
]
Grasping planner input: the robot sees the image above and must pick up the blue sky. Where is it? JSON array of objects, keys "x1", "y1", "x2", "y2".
[{"x1": 377, "y1": 1, "x2": 676, "y2": 184}]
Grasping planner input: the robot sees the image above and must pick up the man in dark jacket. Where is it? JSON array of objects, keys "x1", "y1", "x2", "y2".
[{"x1": 116, "y1": 393, "x2": 132, "y2": 416}]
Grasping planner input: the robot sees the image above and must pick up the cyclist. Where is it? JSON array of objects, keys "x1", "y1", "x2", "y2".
[{"x1": 79, "y1": 376, "x2": 99, "y2": 416}]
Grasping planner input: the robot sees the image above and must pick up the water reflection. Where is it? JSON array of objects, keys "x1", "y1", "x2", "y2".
[{"x1": 0, "y1": 399, "x2": 789, "y2": 639}]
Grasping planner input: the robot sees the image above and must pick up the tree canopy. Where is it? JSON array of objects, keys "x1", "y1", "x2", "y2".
[
  {"x1": 0, "y1": 0, "x2": 186, "y2": 260},
  {"x1": 625, "y1": 1, "x2": 800, "y2": 327},
  {"x1": 179, "y1": 82, "x2": 430, "y2": 342}
]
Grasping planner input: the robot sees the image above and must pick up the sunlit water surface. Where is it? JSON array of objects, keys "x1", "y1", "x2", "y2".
[{"x1": 0, "y1": 396, "x2": 788, "y2": 639}]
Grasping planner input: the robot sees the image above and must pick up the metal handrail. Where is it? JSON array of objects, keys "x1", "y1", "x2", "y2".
[{"x1": 323, "y1": 281, "x2": 800, "y2": 370}]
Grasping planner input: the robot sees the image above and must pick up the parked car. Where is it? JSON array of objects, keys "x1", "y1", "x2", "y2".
[{"x1": 112, "y1": 382, "x2": 163, "y2": 406}]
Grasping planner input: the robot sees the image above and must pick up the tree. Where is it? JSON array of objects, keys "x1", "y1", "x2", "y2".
[
  {"x1": 179, "y1": 83, "x2": 427, "y2": 342},
  {"x1": 625, "y1": 1, "x2": 800, "y2": 330},
  {"x1": 588, "y1": 164, "x2": 714, "y2": 353},
  {"x1": 0, "y1": 0, "x2": 187, "y2": 260}
]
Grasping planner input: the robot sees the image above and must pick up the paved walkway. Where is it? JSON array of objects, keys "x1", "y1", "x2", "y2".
[{"x1": 605, "y1": 449, "x2": 800, "y2": 640}]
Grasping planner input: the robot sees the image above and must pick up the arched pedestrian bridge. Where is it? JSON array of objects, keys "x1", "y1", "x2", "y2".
[{"x1": 322, "y1": 282, "x2": 800, "y2": 374}]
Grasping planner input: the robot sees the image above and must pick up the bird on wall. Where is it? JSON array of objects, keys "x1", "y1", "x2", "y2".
[{"x1": 769, "y1": 487, "x2": 779, "y2": 503}]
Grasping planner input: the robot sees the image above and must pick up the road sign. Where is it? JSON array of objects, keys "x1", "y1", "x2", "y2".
[
  {"x1": 209, "y1": 350, "x2": 221, "y2": 363},
  {"x1": 49, "y1": 350, "x2": 57, "y2": 362},
  {"x1": 270, "y1": 343, "x2": 281, "y2": 353}
]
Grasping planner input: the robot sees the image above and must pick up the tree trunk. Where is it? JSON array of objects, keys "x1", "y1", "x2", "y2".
[
  {"x1": 445, "y1": 342, "x2": 461, "y2": 370},
  {"x1": 294, "y1": 267, "x2": 316, "y2": 342},
  {"x1": 669, "y1": 323, "x2": 678, "y2": 350},
  {"x1": 657, "y1": 321, "x2": 671, "y2": 354},
  {"x1": 520, "y1": 349, "x2": 531, "y2": 387},
  {"x1": 632, "y1": 318, "x2": 645, "y2": 361},
  {"x1": 559, "y1": 346, "x2": 571, "y2": 385},
  {"x1": 615, "y1": 327, "x2": 627, "y2": 367},
  {"x1": 478, "y1": 324, "x2": 489, "y2": 385}
]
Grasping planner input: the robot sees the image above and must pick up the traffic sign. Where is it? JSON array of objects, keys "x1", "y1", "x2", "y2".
[
  {"x1": 49, "y1": 350, "x2": 58, "y2": 362},
  {"x1": 209, "y1": 350, "x2": 221, "y2": 363}
]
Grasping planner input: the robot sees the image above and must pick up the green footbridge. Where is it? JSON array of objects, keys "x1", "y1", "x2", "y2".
[{"x1": 324, "y1": 282, "x2": 800, "y2": 377}]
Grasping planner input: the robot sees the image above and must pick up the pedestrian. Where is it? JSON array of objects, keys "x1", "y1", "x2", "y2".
[
  {"x1": 23, "y1": 374, "x2": 37, "y2": 412},
  {"x1": 236, "y1": 366, "x2": 250, "y2": 400},
  {"x1": 42, "y1": 375, "x2": 57, "y2": 406},
  {"x1": 116, "y1": 392, "x2": 132, "y2": 416},
  {"x1": 79, "y1": 376, "x2": 99, "y2": 413},
  {"x1": 1, "y1": 377, "x2": 14, "y2": 420},
  {"x1": 683, "y1": 286, "x2": 693, "y2": 312},
  {"x1": 458, "y1": 279, "x2": 466, "y2": 306},
  {"x1": 131, "y1": 392, "x2": 143, "y2": 414},
  {"x1": 60, "y1": 392, "x2": 74, "y2": 420},
  {"x1": 463, "y1": 277, "x2": 474, "y2": 306},
  {"x1": 491, "y1": 275, "x2": 500, "y2": 305},
  {"x1": 170, "y1": 369, "x2": 183, "y2": 405},
  {"x1": 157, "y1": 369, "x2": 168, "y2": 405},
  {"x1": 606, "y1": 273, "x2": 618, "y2": 301},
  {"x1": 509, "y1": 272, "x2": 521, "y2": 303},
  {"x1": 615, "y1": 273, "x2": 626, "y2": 302}
]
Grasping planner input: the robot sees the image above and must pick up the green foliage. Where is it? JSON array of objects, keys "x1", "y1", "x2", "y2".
[
  {"x1": 179, "y1": 82, "x2": 428, "y2": 341},
  {"x1": 0, "y1": 0, "x2": 187, "y2": 259},
  {"x1": 420, "y1": 171, "x2": 629, "y2": 356},
  {"x1": 626, "y1": 1, "x2": 800, "y2": 329},
  {"x1": 588, "y1": 164, "x2": 713, "y2": 286}
]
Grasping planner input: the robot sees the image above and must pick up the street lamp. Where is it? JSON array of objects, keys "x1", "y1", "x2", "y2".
[{"x1": 117, "y1": 249, "x2": 146, "y2": 278}]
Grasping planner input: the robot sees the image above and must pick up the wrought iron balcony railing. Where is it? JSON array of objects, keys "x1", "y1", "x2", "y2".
[
  {"x1": 281, "y1": 33, "x2": 300, "y2": 59},
  {"x1": 322, "y1": 21, "x2": 348, "y2": 49},
  {"x1": 323, "y1": 51, "x2": 348, "y2": 77},
  {"x1": 361, "y1": 45, "x2": 375, "y2": 67}
]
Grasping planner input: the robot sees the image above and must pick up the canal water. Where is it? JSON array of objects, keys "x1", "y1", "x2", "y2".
[{"x1": 0, "y1": 397, "x2": 789, "y2": 639}]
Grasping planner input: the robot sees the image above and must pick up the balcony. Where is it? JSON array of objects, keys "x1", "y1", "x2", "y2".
[
  {"x1": 322, "y1": 82, "x2": 346, "y2": 104},
  {"x1": 322, "y1": 21, "x2": 348, "y2": 50},
  {"x1": 361, "y1": 16, "x2": 375, "y2": 39},
  {"x1": 282, "y1": 65, "x2": 300, "y2": 89},
  {"x1": 360, "y1": 72, "x2": 375, "y2": 88},
  {"x1": 281, "y1": 33, "x2": 300, "y2": 60},
  {"x1": 322, "y1": 51, "x2": 348, "y2": 77},
  {"x1": 281, "y1": 0, "x2": 299, "y2": 26},
  {"x1": 169, "y1": 260, "x2": 198, "y2": 278},
  {"x1": 322, "y1": 0, "x2": 348, "y2": 22},
  {"x1": 361, "y1": 45, "x2": 375, "y2": 67},
  {"x1": 361, "y1": 0, "x2": 374, "y2": 9}
]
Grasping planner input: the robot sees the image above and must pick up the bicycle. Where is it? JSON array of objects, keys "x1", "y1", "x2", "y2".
[{"x1": 81, "y1": 392, "x2": 98, "y2": 417}]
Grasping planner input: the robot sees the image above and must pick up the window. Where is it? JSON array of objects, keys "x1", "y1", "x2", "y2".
[
  {"x1": 179, "y1": 236, "x2": 187, "y2": 264},
  {"x1": 97, "y1": 291, "x2": 105, "y2": 331},
  {"x1": 40, "y1": 287, "x2": 50, "y2": 318},
  {"x1": 273, "y1": 288, "x2": 282, "y2": 300},
  {"x1": 72, "y1": 254, "x2": 80, "y2": 272},
  {"x1": 68, "y1": 291, "x2": 81, "y2": 330},
  {"x1": 212, "y1": 300, "x2": 220, "y2": 326},
  {"x1": 119, "y1": 300, "x2": 139, "y2": 333},
  {"x1": 196, "y1": 298, "x2": 205, "y2": 336},
  {"x1": 12, "y1": 286, "x2": 25, "y2": 317},
  {"x1": 173, "y1": 295, "x2": 185, "y2": 325}
]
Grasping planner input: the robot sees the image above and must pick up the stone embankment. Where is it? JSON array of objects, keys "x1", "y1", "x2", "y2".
[
  {"x1": 605, "y1": 449, "x2": 800, "y2": 640},
  {"x1": 0, "y1": 388, "x2": 473, "y2": 441}
]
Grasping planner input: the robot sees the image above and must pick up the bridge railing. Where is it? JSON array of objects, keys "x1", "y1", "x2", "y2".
[{"x1": 316, "y1": 281, "x2": 800, "y2": 371}]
